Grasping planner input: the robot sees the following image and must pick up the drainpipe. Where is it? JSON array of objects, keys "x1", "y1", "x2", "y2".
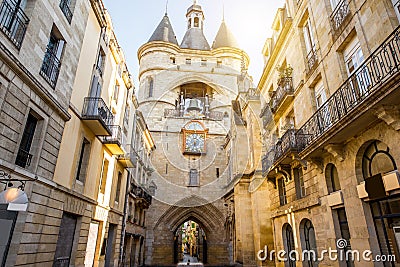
[{"x1": 119, "y1": 111, "x2": 138, "y2": 266}]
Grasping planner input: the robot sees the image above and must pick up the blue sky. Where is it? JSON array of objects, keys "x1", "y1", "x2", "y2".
[{"x1": 103, "y1": 0, "x2": 285, "y2": 86}]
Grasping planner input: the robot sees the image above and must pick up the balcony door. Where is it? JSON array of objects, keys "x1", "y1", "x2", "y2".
[
  {"x1": 0, "y1": 0, "x2": 27, "y2": 32},
  {"x1": 0, "y1": 205, "x2": 17, "y2": 267},
  {"x1": 314, "y1": 80, "x2": 331, "y2": 131},
  {"x1": 344, "y1": 38, "x2": 371, "y2": 102}
]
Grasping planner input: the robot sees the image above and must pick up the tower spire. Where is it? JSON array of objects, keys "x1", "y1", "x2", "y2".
[{"x1": 165, "y1": 0, "x2": 168, "y2": 15}]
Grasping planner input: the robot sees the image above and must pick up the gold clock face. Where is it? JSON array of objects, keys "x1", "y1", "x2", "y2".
[{"x1": 185, "y1": 133, "x2": 205, "y2": 153}]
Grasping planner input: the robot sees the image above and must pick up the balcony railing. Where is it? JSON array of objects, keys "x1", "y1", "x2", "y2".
[
  {"x1": 15, "y1": 148, "x2": 32, "y2": 168},
  {"x1": 244, "y1": 88, "x2": 260, "y2": 103},
  {"x1": 307, "y1": 48, "x2": 318, "y2": 74},
  {"x1": 260, "y1": 104, "x2": 273, "y2": 129},
  {"x1": 330, "y1": 0, "x2": 350, "y2": 32},
  {"x1": 59, "y1": 0, "x2": 73, "y2": 23},
  {"x1": 40, "y1": 47, "x2": 61, "y2": 88},
  {"x1": 131, "y1": 184, "x2": 152, "y2": 205},
  {"x1": 0, "y1": 0, "x2": 29, "y2": 49},
  {"x1": 101, "y1": 125, "x2": 123, "y2": 144},
  {"x1": 82, "y1": 97, "x2": 113, "y2": 135},
  {"x1": 118, "y1": 144, "x2": 137, "y2": 168},
  {"x1": 101, "y1": 126, "x2": 124, "y2": 154},
  {"x1": 297, "y1": 26, "x2": 400, "y2": 152},
  {"x1": 164, "y1": 109, "x2": 224, "y2": 121},
  {"x1": 96, "y1": 64, "x2": 103, "y2": 77},
  {"x1": 270, "y1": 77, "x2": 294, "y2": 113},
  {"x1": 274, "y1": 129, "x2": 300, "y2": 162},
  {"x1": 262, "y1": 154, "x2": 273, "y2": 177}
]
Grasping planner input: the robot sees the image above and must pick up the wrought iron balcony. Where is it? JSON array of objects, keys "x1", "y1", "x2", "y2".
[
  {"x1": 81, "y1": 97, "x2": 113, "y2": 136},
  {"x1": 298, "y1": 26, "x2": 400, "y2": 153},
  {"x1": 164, "y1": 109, "x2": 224, "y2": 121},
  {"x1": 59, "y1": 0, "x2": 73, "y2": 23},
  {"x1": 262, "y1": 154, "x2": 272, "y2": 177},
  {"x1": 330, "y1": 0, "x2": 350, "y2": 33},
  {"x1": 40, "y1": 47, "x2": 61, "y2": 88},
  {"x1": 0, "y1": 0, "x2": 29, "y2": 49},
  {"x1": 269, "y1": 77, "x2": 294, "y2": 114},
  {"x1": 307, "y1": 48, "x2": 318, "y2": 74},
  {"x1": 244, "y1": 88, "x2": 260, "y2": 103},
  {"x1": 260, "y1": 104, "x2": 273, "y2": 130},
  {"x1": 131, "y1": 183, "x2": 152, "y2": 205},
  {"x1": 101, "y1": 126, "x2": 124, "y2": 155},
  {"x1": 274, "y1": 129, "x2": 300, "y2": 163},
  {"x1": 96, "y1": 64, "x2": 103, "y2": 77},
  {"x1": 15, "y1": 148, "x2": 32, "y2": 168},
  {"x1": 117, "y1": 144, "x2": 137, "y2": 168}
]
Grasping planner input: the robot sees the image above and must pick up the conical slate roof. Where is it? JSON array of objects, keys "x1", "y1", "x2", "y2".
[
  {"x1": 180, "y1": 28, "x2": 210, "y2": 50},
  {"x1": 148, "y1": 14, "x2": 178, "y2": 45},
  {"x1": 212, "y1": 21, "x2": 239, "y2": 49}
]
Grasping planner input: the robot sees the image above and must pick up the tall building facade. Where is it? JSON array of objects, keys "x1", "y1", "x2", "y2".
[
  {"x1": 0, "y1": 0, "x2": 92, "y2": 265},
  {"x1": 137, "y1": 1, "x2": 254, "y2": 265},
  {"x1": 0, "y1": 0, "x2": 155, "y2": 266},
  {"x1": 252, "y1": 0, "x2": 400, "y2": 266}
]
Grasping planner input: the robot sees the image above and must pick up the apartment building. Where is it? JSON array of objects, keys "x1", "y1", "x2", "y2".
[
  {"x1": 257, "y1": 0, "x2": 400, "y2": 266},
  {"x1": 0, "y1": 0, "x2": 155, "y2": 266},
  {"x1": 0, "y1": 0, "x2": 92, "y2": 265}
]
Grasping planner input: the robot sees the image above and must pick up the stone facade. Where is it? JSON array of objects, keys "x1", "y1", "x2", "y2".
[
  {"x1": 0, "y1": 0, "x2": 91, "y2": 265},
  {"x1": 137, "y1": 2, "x2": 254, "y2": 265},
  {"x1": 0, "y1": 1, "x2": 154, "y2": 266},
  {"x1": 246, "y1": 0, "x2": 400, "y2": 266}
]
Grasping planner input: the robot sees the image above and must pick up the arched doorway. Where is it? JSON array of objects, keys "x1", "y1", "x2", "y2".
[
  {"x1": 282, "y1": 223, "x2": 296, "y2": 267},
  {"x1": 299, "y1": 219, "x2": 318, "y2": 267},
  {"x1": 148, "y1": 196, "x2": 228, "y2": 265},
  {"x1": 361, "y1": 141, "x2": 400, "y2": 266},
  {"x1": 174, "y1": 219, "x2": 207, "y2": 264}
]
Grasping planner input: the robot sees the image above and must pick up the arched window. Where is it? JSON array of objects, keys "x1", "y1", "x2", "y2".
[
  {"x1": 325, "y1": 164, "x2": 341, "y2": 193},
  {"x1": 282, "y1": 223, "x2": 296, "y2": 267},
  {"x1": 362, "y1": 141, "x2": 397, "y2": 179},
  {"x1": 148, "y1": 78, "x2": 154, "y2": 98},
  {"x1": 300, "y1": 219, "x2": 318, "y2": 267}
]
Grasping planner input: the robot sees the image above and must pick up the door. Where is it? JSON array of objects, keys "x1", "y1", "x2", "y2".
[
  {"x1": 84, "y1": 221, "x2": 99, "y2": 267},
  {"x1": 53, "y1": 213, "x2": 77, "y2": 267},
  {"x1": 104, "y1": 224, "x2": 116, "y2": 267},
  {"x1": 0, "y1": 205, "x2": 17, "y2": 267}
]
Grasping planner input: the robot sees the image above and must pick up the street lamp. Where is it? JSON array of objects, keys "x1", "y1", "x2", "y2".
[
  {"x1": 0, "y1": 171, "x2": 36, "y2": 211},
  {"x1": 0, "y1": 187, "x2": 28, "y2": 204}
]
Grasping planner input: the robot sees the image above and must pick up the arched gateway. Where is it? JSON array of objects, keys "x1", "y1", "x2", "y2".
[{"x1": 145, "y1": 196, "x2": 229, "y2": 265}]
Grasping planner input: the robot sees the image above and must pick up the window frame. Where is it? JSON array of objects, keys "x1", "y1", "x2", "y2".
[{"x1": 278, "y1": 178, "x2": 287, "y2": 206}]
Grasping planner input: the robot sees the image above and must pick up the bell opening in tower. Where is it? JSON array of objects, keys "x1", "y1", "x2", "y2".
[{"x1": 176, "y1": 82, "x2": 213, "y2": 118}]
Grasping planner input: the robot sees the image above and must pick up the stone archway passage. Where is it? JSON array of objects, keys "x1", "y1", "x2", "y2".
[
  {"x1": 148, "y1": 196, "x2": 229, "y2": 266},
  {"x1": 174, "y1": 220, "x2": 206, "y2": 263}
]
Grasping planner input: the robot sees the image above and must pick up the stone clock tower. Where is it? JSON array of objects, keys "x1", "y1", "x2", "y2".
[{"x1": 137, "y1": 1, "x2": 253, "y2": 265}]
